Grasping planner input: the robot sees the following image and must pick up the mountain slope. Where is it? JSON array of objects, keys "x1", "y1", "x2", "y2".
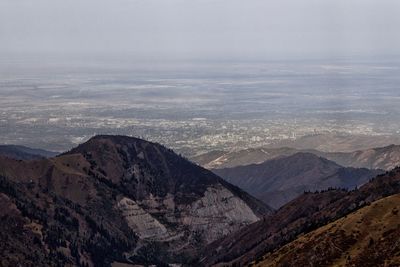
[
  {"x1": 214, "y1": 153, "x2": 381, "y2": 208},
  {"x1": 191, "y1": 147, "x2": 300, "y2": 169},
  {"x1": 320, "y1": 144, "x2": 400, "y2": 171},
  {"x1": 0, "y1": 135, "x2": 272, "y2": 266},
  {"x1": 269, "y1": 133, "x2": 400, "y2": 154},
  {"x1": 255, "y1": 193, "x2": 400, "y2": 267},
  {"x1": 201, "y1": 167, "x2": 400, "y2": 266},
  {"x1": 192, "y1": 144, "x2": 400, "y2": 171},
  {"x1": 0, "y1": 145, "x2": 58, "y2": 160}
]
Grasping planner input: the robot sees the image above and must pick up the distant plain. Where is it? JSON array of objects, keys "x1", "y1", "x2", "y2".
[{"x1": 1, "y1": 57, "x2": 400, "y2": 155}]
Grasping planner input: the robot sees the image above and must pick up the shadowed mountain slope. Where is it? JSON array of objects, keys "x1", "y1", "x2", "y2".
[
  {"x1": 214, "y1": 153, "x2": 381, "y2": 208},
  {"x1": 0, "y1": 145, "x2": 58, "y2": 160}
]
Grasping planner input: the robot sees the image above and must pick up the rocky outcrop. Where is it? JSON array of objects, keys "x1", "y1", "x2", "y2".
[
  {"x1": 117, "y1": 197, "x2": 168, "y2": 240},
  {"x1": 117, "y1": 184, "x2": 260, "y2": 249},
  {"x1": 182, "y1": 185, "x2": 259, "y2": 242}
]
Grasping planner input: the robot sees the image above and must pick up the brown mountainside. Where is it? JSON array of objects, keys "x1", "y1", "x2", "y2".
[
  {"x1": 0, "y1": 135, "x2": 272, "y2": 266},
  {"x1": 256, "y1": 193, "x2": 400, "y2": 267}
]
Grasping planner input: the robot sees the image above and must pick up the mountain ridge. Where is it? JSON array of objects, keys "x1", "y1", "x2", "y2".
[
  {"x1": 192, "y1": 144, "x2": 400, "y2": 171},
  {"x1": 0, "y1": 135, "x2": 272, "y2": 266},
  {"x1": 0, "y1": 144, "x2": 58, "y2": 160},
  {"x1": 255, "y1": 193, "x2": 400, "y2": 267},
  {"x1": 214, "y1": 152, "x2": 382, "y2": 208},
  {"x1": 1, "y1": 135, "x2": 398, "y2": 267},
  {"x1": 201, "y1": 167, "x2": 400, "y2": 266}
]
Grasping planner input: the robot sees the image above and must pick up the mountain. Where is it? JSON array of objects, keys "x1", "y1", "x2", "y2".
[
  {"x1": 0, "y1": 145, "x2": 58, "y2": 160},
  {"x1": 319, "y1": 144, "x2": 400, "y2": 171},
  {"x1": 191, "y1": 147, "x2": 300, "y2": 169},
  {"x1": 214, "y1": 153, "x2": 382, "y2": 208},
  {"x1": 254, "y1": 193, "x2": 400, "y2": 267},
  {"x1": 0, "y1": 135, "x2": 272, "y2": 266},
  {"x1": 268, "y1": 133, "x2": 400, "y2": 153},
  {"x1": 201, "y1": 167, "x2": 400, "y2": 266},
  {"x1": 192, "y1": 144, "x2": 400, "y2": 171}
]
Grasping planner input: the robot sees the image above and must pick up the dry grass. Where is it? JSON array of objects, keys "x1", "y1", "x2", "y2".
[{"x1": 255, "y1": 194, "x2": 400, "y2": 267}]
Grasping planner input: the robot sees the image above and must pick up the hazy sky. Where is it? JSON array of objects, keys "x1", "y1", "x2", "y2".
[{"x1": 1, "y1": 0, "x2": 400, "y2": 60}]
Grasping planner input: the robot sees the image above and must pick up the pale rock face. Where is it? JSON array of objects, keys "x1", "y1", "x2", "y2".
[
  {"x1": 140, "y1": 193, "x2": 176, "y2": 212},
  {"x1": 137, "y1": 151, "x2": 145, "y2": 159},
  {"x1": 181, "y1": 184, "x2": 259, "y2": 242},
  {"x1": 117, "y1": 197, "x2": 168, "y2": 239},
  {"x1": 117, "y1": 184, "x2": 260, "y2": 245}
]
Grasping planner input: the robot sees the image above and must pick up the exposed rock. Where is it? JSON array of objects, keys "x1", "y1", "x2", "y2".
[
  {"x1": 117, "y1": 197, "x2": 168, "y2": 240},
  {"x1": 182, "y1": 185, "x2": 259, "y2": 242}
]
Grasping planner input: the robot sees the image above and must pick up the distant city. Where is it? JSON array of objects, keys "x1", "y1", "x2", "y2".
[{"x1": 1, "y1": 58, "x2": 400, "y2": 155}]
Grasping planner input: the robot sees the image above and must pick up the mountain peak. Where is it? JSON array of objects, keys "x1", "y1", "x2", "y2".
[
  {"x1": 65, "y1": 134, "x2": 223, "y2": 201},
  {"x1": 0, "y1": 135, "x2": 273, "y2": 265},
  {"x1": 88, "y1": 134, "x2": 151, "y2": 144},
  {"x1": 67, "y1": 135, "x2": 158, "y2": 154}
]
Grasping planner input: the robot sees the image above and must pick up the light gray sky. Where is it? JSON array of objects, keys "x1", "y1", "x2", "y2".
[{"x1": 1, "y1": 0, "x2": 400, "y2": 60}]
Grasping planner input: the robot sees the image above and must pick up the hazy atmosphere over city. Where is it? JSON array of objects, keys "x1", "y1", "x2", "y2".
[
  {"x1": 1, "y1": 1, "x2": 400, "y2": 267},
  {"x1": 2, "y1": 0, "x2": 400, "y2": 58},
  {"x1": 1, "y1": 0, "x2": 400, "y2": 155},
  {"x1": 2, "y1": 58, "x2": 400, "y2": 155}
]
